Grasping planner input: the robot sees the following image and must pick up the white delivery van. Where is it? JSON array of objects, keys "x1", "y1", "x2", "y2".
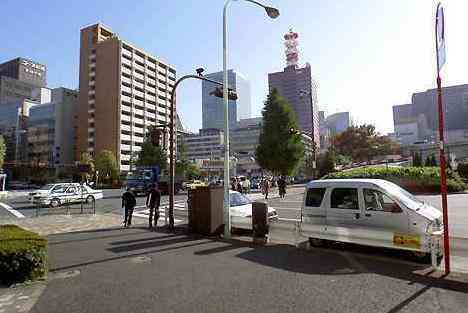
[{"x1": 298, "y1": 179, "x2": 443, "y2": 261}]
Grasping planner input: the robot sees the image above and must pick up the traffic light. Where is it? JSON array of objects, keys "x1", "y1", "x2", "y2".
[{"x1": 209, "y1": 87, "x2": 238, "y2": 100}]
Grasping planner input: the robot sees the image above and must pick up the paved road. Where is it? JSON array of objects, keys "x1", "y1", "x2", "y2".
[
  {"x1": 1, "y1": 187, "x2": 467, "y2": 239},
  {"x1": 28, "y1": 227, "x2": 468, "y2": 313},
  {"x1": 0, "y1": 189, "x2": 188, "y2": 218}
]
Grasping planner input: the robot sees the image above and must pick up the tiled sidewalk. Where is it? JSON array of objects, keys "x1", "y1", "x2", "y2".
[{"x1": 0, "y1": 213, "x2": 146, "y2": 236}]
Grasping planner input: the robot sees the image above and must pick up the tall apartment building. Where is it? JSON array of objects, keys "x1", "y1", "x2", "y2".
[
  {"x1": 77, "y1": 23, "x2": 176, "y2": 172},
  {"x1": 268, "y1": 30, "x2": 320, "y2": 149},
  {"x1": 202, "y1": 69, "x2": 251, "y2": 130}
]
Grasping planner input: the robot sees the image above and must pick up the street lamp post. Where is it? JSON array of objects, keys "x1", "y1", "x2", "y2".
[
  {"x1": 168, "y1": 73, "x2": 227, "y2": 230},
  {"x1": 222, "y1": 0, "x2": 279, "y2": 239}
]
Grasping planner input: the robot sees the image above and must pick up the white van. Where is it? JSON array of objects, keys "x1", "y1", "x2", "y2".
[{"x1": 297, "y1": 179, "x2": 443, "y2": 261}]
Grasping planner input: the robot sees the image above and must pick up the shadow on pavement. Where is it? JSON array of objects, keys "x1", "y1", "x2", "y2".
[
  {"x1": 50, "y1": 238, "x2": 212, "y2": 272},
  {"x1": 48, "y1": 227, "x2": 172, "y2": 246},
  {"x1": 108, "y1": 235, "x2": 205, "y2": 253},
  {"x1": 235, "y1": 243, "x2": 468, "y2": 295}
]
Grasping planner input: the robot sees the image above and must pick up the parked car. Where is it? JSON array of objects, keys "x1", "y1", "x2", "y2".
[
  {"x1": 297, "y1": 179, "x2": 443, "y2": 262},
  {"x1": 29, "y1": 183, "x2": 103, "y2": 207},
  {"x1": 185, "y1": 180, "x2": 207, "y2": 190},
  {"x1": 230, "y1": 191, "x2": 278, "y2": 230}
]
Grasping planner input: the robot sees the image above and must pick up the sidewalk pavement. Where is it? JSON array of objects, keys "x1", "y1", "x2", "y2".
[
  {"x1": 0, "y1": 213, "x2": 147, "y2": 236},
  {"x1": 25, "y1": 228, "x2": 468, "y2": 313}
]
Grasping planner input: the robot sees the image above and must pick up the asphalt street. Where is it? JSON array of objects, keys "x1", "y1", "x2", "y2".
[
  {"x1": 1, "y1": 187, "x2": 467, "y2": 239},
  {"x1": 30, "y1": 227, "x2": 468, "y2": 313}
]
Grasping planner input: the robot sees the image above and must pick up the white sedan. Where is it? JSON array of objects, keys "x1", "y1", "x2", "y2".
[
  {"x1": 29, "y1": 183, "x2": 103, "y2": 207},
  {"x1": 230, "y1": 191, "x2": 278, "y2": 230}
]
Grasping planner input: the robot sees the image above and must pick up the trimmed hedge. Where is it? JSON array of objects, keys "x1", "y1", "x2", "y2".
[
  {"x1": 458, "y1": 162, "x2": 468, "y2": 180},
  {"x1": 323, "y1": 166, "x2": 467, "y2": 193},
  {"x1": 0, "y1": 225, "x2": 48, "y2": 285}
]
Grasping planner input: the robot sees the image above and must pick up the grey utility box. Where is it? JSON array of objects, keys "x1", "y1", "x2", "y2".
[{"x1": 252, "y1": 201, "x2": 268, "y2": 238}]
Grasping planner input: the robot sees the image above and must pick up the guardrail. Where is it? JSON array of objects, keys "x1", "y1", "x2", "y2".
[{"x1": 35, "y1": 199, "x2": 96, "y2": 217}]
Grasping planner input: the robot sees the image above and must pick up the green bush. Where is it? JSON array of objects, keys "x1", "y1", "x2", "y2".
[
  {"x1": 323, "y1": 166, "x2": 467, "y2": 193},
  {"x1": 0, "y1": 225, "x2": 48, "y2": 285},
  {"x1": 457, "y1": 162, "x2": 468, "y2": 180}
]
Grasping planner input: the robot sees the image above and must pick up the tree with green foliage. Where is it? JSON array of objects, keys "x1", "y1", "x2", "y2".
[
  {"x1": 95, "y1": 150, "x2": 119, "y2": 183},
  {"x1": 136, "y1": 127, "x2": 168, "y2": 171},
  {"x1": 413, "y1": 152, "x2": 423, "y2": 167},
  {"x1": 255, "y1": 89, "x2": 304, "y2": 176},
  {"x1": 137, "y1": 143, "x2": 167, "y2": 170},
  {"x1": 332, "y1": 124, "x2": 400, "y2": 162},
  {"x1": 335, "y1": 153, "x2": 352, "y2": 166},
  {"x1": 79, "y1": 152, "x2": 95, "y2": 181},
  {"x1": 317, "y1": 151, "x2": 336, "y2": 177},
  {"x1": 0, "y1": 136, "x2": 5, "y2": 170}
]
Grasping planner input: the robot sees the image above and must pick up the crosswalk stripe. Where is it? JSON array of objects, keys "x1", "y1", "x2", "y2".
[{"x1": 0, "y1": 202, "x2": 25, "y2": 218}]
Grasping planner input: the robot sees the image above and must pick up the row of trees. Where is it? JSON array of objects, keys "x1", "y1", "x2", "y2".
[
  {"x1": 79, "y1": 126, "x2": 202, "y2": 184},
  {"x1": 254, "y1": 89, "x2": 402, "y2": 178}
]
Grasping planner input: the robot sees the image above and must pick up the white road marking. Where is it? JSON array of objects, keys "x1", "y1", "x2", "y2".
[{"x1": 0, "y1": 202, "x2": 25, "y2": 218}]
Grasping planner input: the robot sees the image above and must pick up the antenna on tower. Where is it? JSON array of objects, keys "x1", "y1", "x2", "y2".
[{"x1": 284, "y1": 29, "x2": 299, "y2": 67}]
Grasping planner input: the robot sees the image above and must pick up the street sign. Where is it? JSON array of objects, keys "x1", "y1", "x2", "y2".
[{"x1": 436, "y1": 3, "x2": 446, "y2": 72}]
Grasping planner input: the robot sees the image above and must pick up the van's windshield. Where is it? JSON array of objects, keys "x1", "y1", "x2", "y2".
[{"x1": 380, "y1": 181, "x2": 423, "y2": 209}]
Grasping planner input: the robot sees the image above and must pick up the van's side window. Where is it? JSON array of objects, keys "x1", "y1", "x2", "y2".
[
  {"x1": 363, "y1": 189, "x2": 399, "y2": 212},
  {"x1": 331, "y1": 188, "x2": 359, "y2": 210},
  {"x1": 305, "y1": 188, "x2": 326, "y2": 207}
]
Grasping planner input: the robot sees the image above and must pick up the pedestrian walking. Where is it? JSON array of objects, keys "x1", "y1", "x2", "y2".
[
  {"x1": 278, "y1": 176, "x2": 287, "y2": 199},
  {"x1": 121, "y1": 188, "x2": 137, "y2": 228},
  {"x1": 262, "y1": 178, "x2": 270, "y2": 200},
  {"x1": 231, "y1": 178, "x2": 237, "y2": 190},
  {"x1": 146, "y1": 183, "x2": 161, "y2": 230},
  {"x1": 237, "y1": 178, "x2": 243, "y2": 194}
]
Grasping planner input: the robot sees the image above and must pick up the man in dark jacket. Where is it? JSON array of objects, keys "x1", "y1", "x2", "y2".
[
  {"x1": 122, "y1": 188, "x2": 137, "y2": 227},
  {"x1": 146, "y1": 183, "x2": 161, "y2": 230}
]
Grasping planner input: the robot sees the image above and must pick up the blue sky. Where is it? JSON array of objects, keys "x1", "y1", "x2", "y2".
[{"x1": 1, "y1": 0, "x2": 467, "y2": 134}]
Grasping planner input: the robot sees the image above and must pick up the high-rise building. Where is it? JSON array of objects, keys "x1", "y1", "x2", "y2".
[
  {"x1": 0, "y1": 99, "x2": 40, "y2": 165},
  {"x1": 393, "y1": 84, "x2": 468, "y2": 145},
  {"x1": 268, "y1": 30, "x2": 320, "y2": 149},
  {"x1": 76, "y1": 23, "x2": 176, "y2": 172},
  {"x1": 28, "y1": 88, "x2": 78, "y2": 170},
  {"x1": 202, "y1": 69, "x2": 251, "y2": 130},
  {"x1": 0, "y1": 76, "x2": 51, "y2": 105},
  {"x1": 182, "y1": 128, "x2": 224, "y2": 161},
  {"x1": 0, "y1": 57, "x2": 47, "y2": 88},
  {"x1": 318, "y1": 111, "x2": 350, "y2": 150}
]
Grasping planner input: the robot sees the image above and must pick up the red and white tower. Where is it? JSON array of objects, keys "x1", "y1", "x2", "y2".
[{"x1": 284, "y1": 29, "x2": 299, "y2": 67}]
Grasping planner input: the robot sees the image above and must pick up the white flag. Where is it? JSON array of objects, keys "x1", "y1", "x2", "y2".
[{"x1": 436, "y1": 3, "x2": 446, "y2": 72}]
